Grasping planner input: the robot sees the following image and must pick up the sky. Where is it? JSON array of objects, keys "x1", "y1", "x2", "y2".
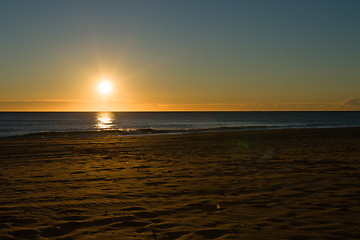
[{"x1": 1, "y1": 0, "x2": 360, "y2": 111}]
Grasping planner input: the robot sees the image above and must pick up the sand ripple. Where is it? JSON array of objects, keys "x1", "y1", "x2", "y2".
[{"x1": 1, "y1": 128, "x2": 360, "y2": 239}]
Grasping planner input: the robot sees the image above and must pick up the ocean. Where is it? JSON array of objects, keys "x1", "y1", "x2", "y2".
[{"x1": 0, "y1": 111, "x2": 360, "y2": 138}]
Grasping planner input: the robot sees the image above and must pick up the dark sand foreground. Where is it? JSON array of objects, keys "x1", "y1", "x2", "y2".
[{"x1": 1, "y1": 128, "x2": 360, "y2": 240}]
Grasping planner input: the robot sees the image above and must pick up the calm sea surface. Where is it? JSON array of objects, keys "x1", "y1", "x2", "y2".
[{"x1": 0, "y1": 111, "x2": 360, "y2": 137}]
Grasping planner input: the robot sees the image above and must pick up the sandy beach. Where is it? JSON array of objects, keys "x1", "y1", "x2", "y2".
[{"x1": 0, "y1": 127, "x2": 360, "y2": 240}]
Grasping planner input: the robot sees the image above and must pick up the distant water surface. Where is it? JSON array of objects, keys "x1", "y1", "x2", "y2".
[{"x1": 0, "y1": 111, "x2": 360, "y2": 137}]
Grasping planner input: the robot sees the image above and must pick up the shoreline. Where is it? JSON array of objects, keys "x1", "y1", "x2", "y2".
[
  {"x1": 2, "y1": 125, "x2": 360, "y2": 140},
  {"x1": 1, "y1": 127, "x2": 360, "y2": 239}
]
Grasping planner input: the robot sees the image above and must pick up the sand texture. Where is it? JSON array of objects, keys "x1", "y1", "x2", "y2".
[{"x1": 0, "y1": 127, "x2": 360, "y2": 239}]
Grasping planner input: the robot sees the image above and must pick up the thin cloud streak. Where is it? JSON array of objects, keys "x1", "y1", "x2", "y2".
[
  {"x1": 153, "y1": 101, "x2": 360, "y2": 111},
  {"x1": 0, "y1": 99, "x2": 96, "y2": 102},
  {"x1": 1, "y1": 99, "x2": 359, "y2": 111}
]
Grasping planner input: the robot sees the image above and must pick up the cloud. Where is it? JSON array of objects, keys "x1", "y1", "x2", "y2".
[
  {"x1": 0, "y1": 99, "x2": 92, "y2": 111},
  {"x1": 1, "y1": 99, "x2": 359, "y2": 111},
  {"x1": 0, "y1": 99, "x2": 142, "y2": 111},
  {"x1": 151, "y1": 102, "x2": 343, "y2": 111},
  {"x1": 342, "y1": 98, "x2": 360, "y2": 109},
  {"x1": 0, "y1": 99, "x2": 94, "y2": 102}
]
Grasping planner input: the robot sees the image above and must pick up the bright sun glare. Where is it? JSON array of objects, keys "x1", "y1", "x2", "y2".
[{"x1": 99, "y1": 80, "x2": 112, "y2": 94}]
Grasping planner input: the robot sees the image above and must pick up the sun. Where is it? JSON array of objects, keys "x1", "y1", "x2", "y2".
[{"x1": 98, "y1": 80, "x2": 112, "y2": 94}]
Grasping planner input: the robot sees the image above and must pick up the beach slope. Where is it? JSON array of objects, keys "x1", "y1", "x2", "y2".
[{"x1": 1, "y1": 128, "x2": 360, "y2": 239}]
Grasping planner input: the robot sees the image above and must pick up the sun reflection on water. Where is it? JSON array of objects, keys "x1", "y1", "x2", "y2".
[{"x1": 96, "y1": 112, "x2": 115, "y2": 129}]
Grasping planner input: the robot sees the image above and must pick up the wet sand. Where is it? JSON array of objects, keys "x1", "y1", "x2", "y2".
[{"x1": 0, "y1": 127, "x2": 360, "y2": 239}]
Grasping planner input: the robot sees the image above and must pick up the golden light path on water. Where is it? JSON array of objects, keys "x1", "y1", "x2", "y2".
[{"x1": 96, "y1": 112, "x2": 115, "y2": 129}]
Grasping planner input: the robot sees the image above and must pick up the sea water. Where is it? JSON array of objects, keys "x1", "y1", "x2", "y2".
[{"x1": 0, "y1": 111, "x2": 360, "y2": 137}]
